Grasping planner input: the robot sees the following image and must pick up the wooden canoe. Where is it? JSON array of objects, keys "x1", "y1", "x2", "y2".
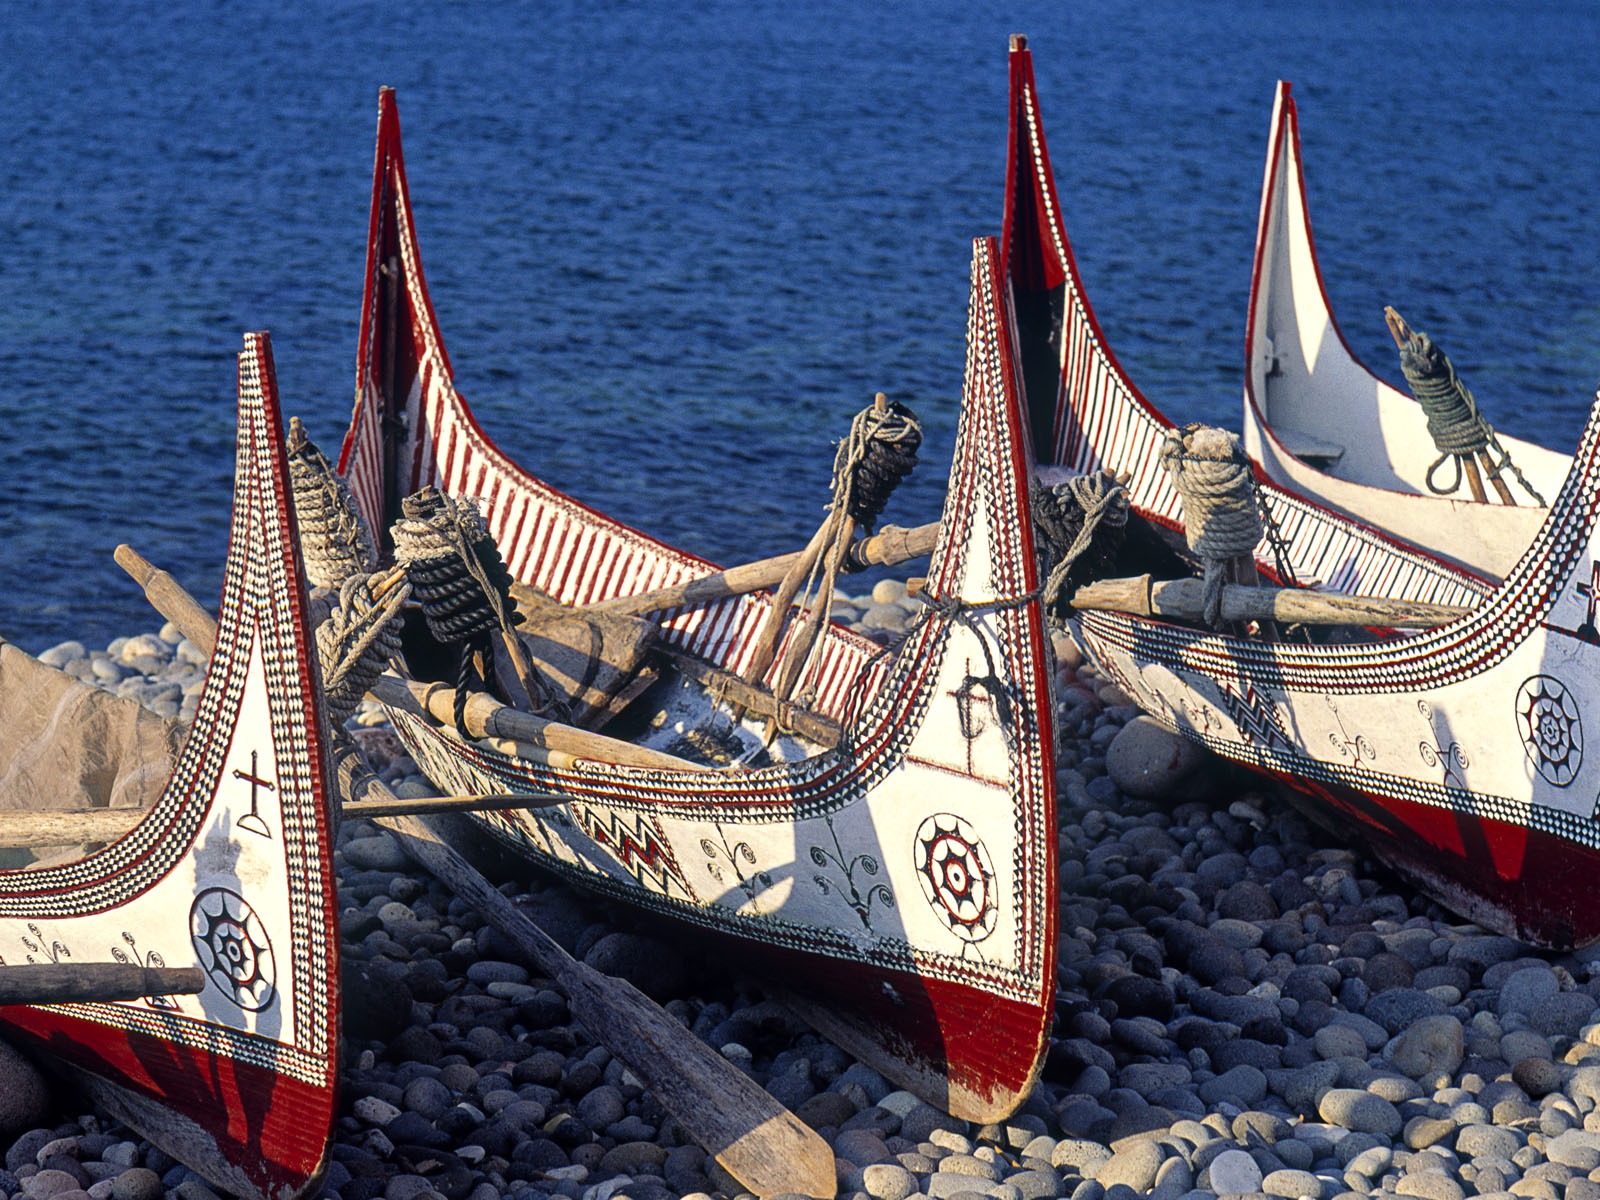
[
  {"x1": 1241, "y1": 81, "x2": 1566, "y2": 578},
  {"x1": 335, "y1": 89, "x2": 1057, "y2": 1121},
  {"x1": 0, "y1": 333, "x2": 339, "y2": 1198},
  {"x1": 1004, "y1": 35, "x2": 1600, "y2": 951}
]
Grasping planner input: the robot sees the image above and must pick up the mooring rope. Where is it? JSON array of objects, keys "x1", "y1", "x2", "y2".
[
  {"x1": 316, "y1": 571, "x2": 410, "y2": 726},
  {"x1": 746, "y1": 395, "x2": 923, "y2": 740},
  {"x1": 1032, "y1": 470, "x2": 1130, "y2": 613},
  {"x1": 1397, "y1": 326, "x2": 1545, "y2": 505},
  {"x1": 1159, "y1": 424, "x2": 1263, "y2": 628},
  {"x1": 287, "y1": 417, "x2": 377, "y2": 590}
]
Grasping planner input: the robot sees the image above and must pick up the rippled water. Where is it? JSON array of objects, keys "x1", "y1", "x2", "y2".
[{"x1": 2, "y1": 2, "x2": 1597, "y2": 650}]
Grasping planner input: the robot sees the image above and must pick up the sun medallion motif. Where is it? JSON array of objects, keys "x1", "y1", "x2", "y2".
[
  {"x1": 1517, "y1": 675, "x2": 1583, "y2": 787},
  {"x1": 914, "y1": 813, "x2": 997, "y2": 943}
]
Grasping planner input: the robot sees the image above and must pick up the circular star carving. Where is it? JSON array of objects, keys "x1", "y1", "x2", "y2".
[
  {"x1": 914, "y1": 813, "x2": 996, "y2": 943},
  {"x1": 190, "y1": 887, "x2": 277, "y2": 1012},
  {"x1": 1517, "y1": 675, "x2": 1582, "y2": 787}
]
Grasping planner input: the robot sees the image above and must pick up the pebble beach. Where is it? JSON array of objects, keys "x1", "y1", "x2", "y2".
[{"x1": 10, "y1": 584, "x2": 1600, "y2": 1200}]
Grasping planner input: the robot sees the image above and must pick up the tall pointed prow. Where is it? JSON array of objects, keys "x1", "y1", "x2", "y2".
[{"x1": 336, "y1": 90, "x2": 1057, "y2": 1119}]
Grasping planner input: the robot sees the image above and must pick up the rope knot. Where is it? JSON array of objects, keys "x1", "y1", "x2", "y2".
[
  {"x1": 1160, "y1": 424, "x2": 1262, "y2": 627},
  {"x1": 315, "y1": 569, "x2": 410, "y2": 726}
]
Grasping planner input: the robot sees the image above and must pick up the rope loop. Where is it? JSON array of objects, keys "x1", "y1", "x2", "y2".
[
  {"x1": 1398, "y1": 324, "x2": 1546, "y2": 505},
  {"x1": 830, "y1": 398, "x2": 922, "y2": 530}
]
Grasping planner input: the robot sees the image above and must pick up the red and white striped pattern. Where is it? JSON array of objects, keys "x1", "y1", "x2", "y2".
[
  {"x1": 338, "y1": 91, "x2": 886, "y2": 721},
  {"x1": 1003, "y1": 39, "x2": 1487, "y2": 614}
]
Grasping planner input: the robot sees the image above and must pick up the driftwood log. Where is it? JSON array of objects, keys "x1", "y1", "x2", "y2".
[{"x1": 1071, "y1": 574, "x2": 1472, "y2": 630}]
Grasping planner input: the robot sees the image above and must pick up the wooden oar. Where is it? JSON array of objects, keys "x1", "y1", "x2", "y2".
[
  {"x1": 580, "y1": 520, "x2": 939, "y2": 619},
  {"x1": 0, "y1": 963, "x2": 204, "y2": 1006},
  {"x1": 0, "y1": 791, "x2": 577, "y2": 849},
  {"x1": 1072, "y1": 573, "x2": 1472, "y2": 629},
  {"x1": 114, "y1": 549, "x2": 836, "y2": 1198},
  {"x1": 336, "y1": 749, "x2": 836, "y2": 1199}
]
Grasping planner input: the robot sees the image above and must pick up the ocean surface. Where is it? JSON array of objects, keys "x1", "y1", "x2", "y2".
[{"x1": 2, "y1": 2, "x2": 1598, "y2": 652}]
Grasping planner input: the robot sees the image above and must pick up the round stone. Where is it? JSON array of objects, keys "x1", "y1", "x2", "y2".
[
  {"x1": 860, "y1": 1163, "x2": 916, "y2": 1200},
  {"x1": 1263, "y1": 1168, "x2": 1324, "y2": 1199},
  {"x1": 1317, "y1": 1089, "x2": 1402, "y2": 1137},
  {"x1": 1105, "y1": 717, "x2": 1206, "y2": 799},
  {"x1": 1208, "y1": 1148, "x2": 1264, "y2": 1196}
]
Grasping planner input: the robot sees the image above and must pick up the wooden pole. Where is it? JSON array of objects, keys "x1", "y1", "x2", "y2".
[
  {"x1": 368, "y1": 674, "x2": 702, "y2": 772},
  {"x1": 329, "y1": 745, "x2": 836, "y2": 1199},
  {"x1": 0, "y1": 963, "x2": 204, "y2": 1006},
  {"x1": 1476, "y1": 449, "x2": 1518, "y2": 506},
  {"x1": 656, "y1": 645, "x2": 842, "y2": 748},
  {"x1": 579, "y1": 521, "x2": 939, "y2": 619},
  {"x1": 1071, "y1": 573, "x2": 1471, "y2": 630},
  {"x1": 0, "y1": 792, "x2": 575, "y2": 848},
  {"x1": 113, "y1": 546, "x2": 218, "y2": 657}
]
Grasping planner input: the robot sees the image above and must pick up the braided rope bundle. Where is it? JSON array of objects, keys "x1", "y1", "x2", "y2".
[
  {"x1": 1398, "y1": 327, "x2": 1545, "y2": 504},
  {"x1": 1032, "y1": 470, "x2": 1130, "y2": 613},
  {"x1": 316, "y1": 572, "x2": 409, "y2": 726},
  {"x1": 1159, "y1": 424, "x2": 1262, "y2": 628},
  {"x1": 287, "y1": 417, "x2": 377, "y2": 589},
  {"x1": 830, "y1": 400, "x2": 922, "y2": 530},
  {"x1": 391, "y1": 487, "x2": 516, "y2": 646}
]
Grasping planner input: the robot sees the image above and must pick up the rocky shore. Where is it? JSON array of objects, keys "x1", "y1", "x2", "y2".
[{"x1": 10, "y1": 587, "x2": 1600, "y2": 1200}]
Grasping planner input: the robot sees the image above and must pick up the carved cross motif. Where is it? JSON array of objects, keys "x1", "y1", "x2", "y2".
[{"x1": 232, "y1": 750, "x2": 274, "y2": 839}]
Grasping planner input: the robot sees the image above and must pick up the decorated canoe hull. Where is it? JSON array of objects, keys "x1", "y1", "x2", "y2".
[
  {"x1": 0, "y1": 334, "x2": 339, "y2": 1199},
  {"x1": 1241, "y1": 81, "x2": 1565, "y2": 579},
  {"x1": 1003, "y1": 36, "x2": 1600, "y2": 949},
  {"x1": 337, "y1": 90, "x2": 1057, "y2": 1119}
]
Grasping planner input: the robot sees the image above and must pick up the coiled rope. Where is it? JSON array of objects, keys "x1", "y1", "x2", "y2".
[
  {"x1": 1031, "y1": 470, "x2": 1130, "y2": 614},
  {"x1": 1159, "y1": 424, "x2": 1263, "y2": 628},
  {"x1": 392, "y1": 487, "x2": 558, "y2": 730},
  {"x1": 831, "y1": 399, "x2": 923, "y2": 530},
  {"x1": 287, "y1": 417, "x2": 376, "y2": 590},
  {"x1": 316, "y1": 570, "x2": 410, "y2": 726},
  {"x1": 1392, "y1": 314, "x2": 1545, "y2": 505}
]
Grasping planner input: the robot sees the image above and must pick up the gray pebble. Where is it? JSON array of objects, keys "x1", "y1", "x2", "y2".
[
  {"x1": 1318, "y1": 1090, "x2": 1402, "y2": 1138},
  {"x1": 108, "y1": 1172, "x2": 163, "y2": 1200},
  {"x1": 861, "y1": 1163, "x2": 916, "y2": 1200},
  {"x1": 1263, "y1": 1168, "x2": 1324, "y2": 1199},
  {"x1": 1097, "y1": 1142, "x2": 1165, "y2": 1192},
  {"x1": 1393, "y1": 1171, "x2": 1465, "y2": 1200},
  {"x1": 1208, "y1": 1148, "x2": 1264, "y2": 1195}
]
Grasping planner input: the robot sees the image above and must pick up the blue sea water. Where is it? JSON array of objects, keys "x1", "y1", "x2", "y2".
[{"x1": 1, "y1": 2, "x2": 1597, "y2": 651}]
